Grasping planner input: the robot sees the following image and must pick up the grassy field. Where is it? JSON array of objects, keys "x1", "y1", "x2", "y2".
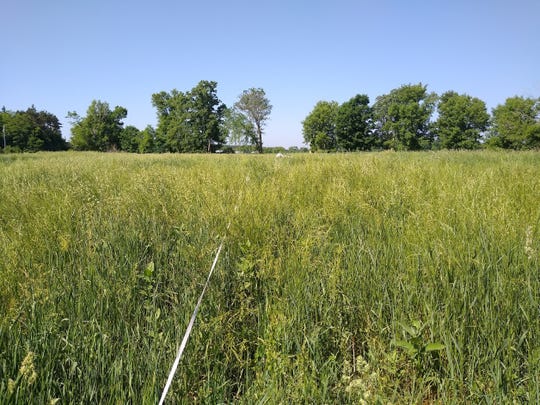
[{"x1": 0, "y1": 151, "x2": 539, "y2": 403}]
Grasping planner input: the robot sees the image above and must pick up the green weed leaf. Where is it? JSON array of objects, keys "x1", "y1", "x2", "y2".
[
  {"x1": 393, "y1": 340, "x2": 417, "y2": 355},
  {"x1": 425, "y1": 342, "x2": 445, "y2": 352},
  {"x1": 144, "y1": 261, "x2": 155, "y2": 279}
]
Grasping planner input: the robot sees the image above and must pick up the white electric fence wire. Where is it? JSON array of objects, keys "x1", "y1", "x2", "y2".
[
  {"x1": 158, "y1": 211, "x2": 237, "y2": 404},
  {"x1": 158, "y1": 240, "x2": 224, "y2": 405}
]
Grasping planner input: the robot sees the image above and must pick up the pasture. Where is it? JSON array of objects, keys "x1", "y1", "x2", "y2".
[{"x1": 0, "y1": 151, "x2": 539, "y2": 403}]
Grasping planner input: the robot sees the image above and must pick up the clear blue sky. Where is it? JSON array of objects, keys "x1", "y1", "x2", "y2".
[{"x1": 2, "y1": 0, "x2": 539, "y2": 147}]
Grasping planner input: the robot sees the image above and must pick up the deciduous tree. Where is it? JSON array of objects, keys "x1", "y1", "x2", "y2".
[
  {"x1": 223, "y1": 107, "x2": 256, "y2": 149},
  {"x1": 68, "y1": 100, "x2": 127, "y2": 151},
  {"x1": 138, "y1": 125, "x2": 156, "y2": 153},
  {"x1": 335, "y1": 94, "x2": 375, "y2": 151},
  {"x1": 190, "y1": 81, "x2": 227, "y2": 152},
  {"x1": 302, "y1": 101, "x2": 339, "y2": 151},
  {"x1": 152, "y1": 81, "x2": 226, "y2": 152},
  {"x1": 488, "y1": 96, "x2": 540, "y2": 149},
  {"x1": 435, "y1": 91, "x2": 490, "y2": 149},
  {"x1": 119, "y1": 125, "x2": 141, "y2": 152},
  {"x1": 234, "y1": 88, "x2": 272, "y2": 153},
  {"x1": 1, "y1": 106, "x2": 67, "y2": 152},
  {"x1": 373, "y1": 83, "x2": 437, "y2": 150}
]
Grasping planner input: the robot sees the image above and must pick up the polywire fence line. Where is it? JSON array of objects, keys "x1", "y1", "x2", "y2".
[
  {"x1": 158, "y1": 187, "x2": 243, "y2": 404},
  {"x1": 158, "y1": 240, "x2": 225, "y2": 405}
]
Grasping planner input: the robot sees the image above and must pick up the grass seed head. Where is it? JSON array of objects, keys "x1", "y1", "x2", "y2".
[
  {"x1": 525, "y1": 226, "x2": 535, "y2": 260},
  {"x1": 19, "y1": 351, "x2": 37, "y2": 385}
]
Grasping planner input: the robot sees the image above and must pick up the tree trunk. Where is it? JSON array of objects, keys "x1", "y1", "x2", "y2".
[{"x1": 256, "y1": 123, "x2": 263, "y2": 153}]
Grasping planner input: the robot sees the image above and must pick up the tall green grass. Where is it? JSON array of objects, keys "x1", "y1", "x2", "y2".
[{"x1": 0, "y1": 151, "x2": 539, "y2": 403}]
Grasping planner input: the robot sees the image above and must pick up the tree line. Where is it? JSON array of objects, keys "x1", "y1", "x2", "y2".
[
  {"x1": 303, "y1": 83, "x2": 540, "y2": 151},
  {"x1": 1, "y1": 81, "x2": 272, "y2": 154},
  {"x1": 1, "y1": 81, "x2": 538, "y2": 153},
  {"x1": 0, "y1": 106, "x2": 68, "y2": 152}
]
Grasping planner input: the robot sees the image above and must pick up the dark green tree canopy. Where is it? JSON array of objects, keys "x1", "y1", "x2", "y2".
[
  {"x1": 1, "y1": 106, "x2": 67, "y2": 152},
  {"x1": 234, "y1": 88, "x2": 272, "y2": 153},
  {"x1": 335, "y1": 94, "x2": 375, "y2": 151},
  {"x1": 138, "y1": 125, "x2": 157, "y2": 153},
  {"x1": 152, "y1": 81, "x2": 226, "y2": 153},
  {"x1": 488, "y1": 96, "x2": 540, "y2": 149},
  {"x1": 302, "y1": 101, "x2": 339, "y2": 151},
  {"x1": 118, "y1": 125, "x2": 141, "y2": 153},
  {"x1": 435, "y1": 91, "x2": 490, "y2": 149},
  {"x1": 151, "y1": 89, "x2": 187, "y2": 152},
  {"x1": 68, "y1": 100, "x2": 127, "y2": 151},
  {"x1": 373, "y1": 83, "x2": 437, "y2": 150}
]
